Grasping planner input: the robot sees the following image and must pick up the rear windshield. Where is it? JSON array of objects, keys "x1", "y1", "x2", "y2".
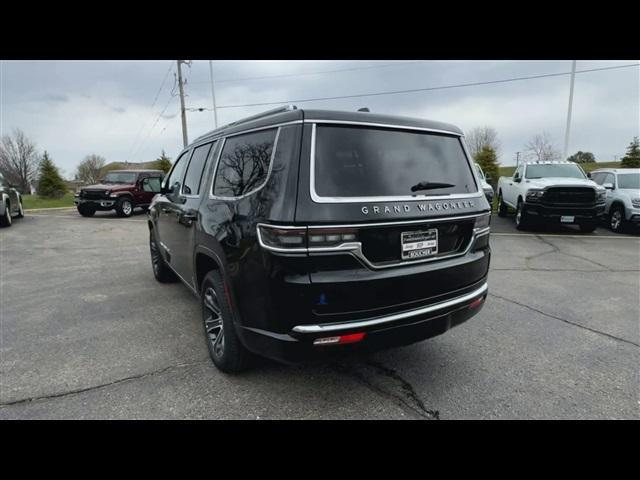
[
  {"x1": 313, "y1": 125, "x2": 477, "y2": 198},
  {"x1": 617, "y1": 173, "x2": 640, "y2": 189},
  {"x1": 525, "y1": 164, "x2": 585, "y2": 179}
]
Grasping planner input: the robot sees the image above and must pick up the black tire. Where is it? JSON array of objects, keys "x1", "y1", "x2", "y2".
[
  {"x1": 16, "y1": 198, "x2": 24, "y2": 219},
  {"x1": 115, "y1": 197, "x2": 134, "y2": 217},
  {"x1": 201, "y1": 270, "x2": 252, "y2": 373},
  {"x1": 609, "y1": 205, "x2": 626, "y2": 233},
  {"x1": 497, "y1": 192, "x2": 508, "y2": 217},
  {"x1": 149, "y1": 229, "x2": 178, "y2": 283},
  {"x1": 77, "y1": 205, "x2": 96, "y2": 217},
  {"x1": 0, "y1": 202, "x2": 12, "y2": 227},
  {"x1": 515, "y1": 199, "x2": 530, "y2": 231},
  {"x1": 578, "y1": 222, "x2": 597, "y2": 233}
]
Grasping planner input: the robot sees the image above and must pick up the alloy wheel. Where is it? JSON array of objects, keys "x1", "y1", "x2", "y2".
[
  {"x1": 610, "y1": 210, "x2": 622, "y2": 231},
  {"x1": 203, "y1": 287, "x2": 225, "y2": 357},
  {"x1": 122, "y1": 200, "x2": 132, "y2": 216}
]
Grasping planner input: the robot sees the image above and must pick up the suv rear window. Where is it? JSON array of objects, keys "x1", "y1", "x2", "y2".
[
  {"x1": 213, "y1": 129, "x2": 277, "y2": 198},
  {"x1": 313, "y1": 125, "x2": 476, "y2": 198}
]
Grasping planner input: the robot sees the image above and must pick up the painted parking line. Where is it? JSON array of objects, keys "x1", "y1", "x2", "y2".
[
  {"x1": 491, "y1": 232, "x2": 640, "y2": 239},
  {"x1": 25, "y1": 213, "x2": 147, "y2": 222}
]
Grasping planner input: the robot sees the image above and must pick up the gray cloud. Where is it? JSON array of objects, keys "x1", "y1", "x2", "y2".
[{"x1": 1, "y1": 60, "x2": 638, "y2": 178}]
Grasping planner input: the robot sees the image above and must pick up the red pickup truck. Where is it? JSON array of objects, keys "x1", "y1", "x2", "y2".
[{"x1": 74, "y1": 169, "x2": 164, "y2": 217}]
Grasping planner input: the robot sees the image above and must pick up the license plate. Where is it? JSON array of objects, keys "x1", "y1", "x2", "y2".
[
  {"x1": 560, "y1": 216, "x2": 575, "y2": 223},
  {"x1": 401, "y1": 229, "x2": 438, "y2": 260}
]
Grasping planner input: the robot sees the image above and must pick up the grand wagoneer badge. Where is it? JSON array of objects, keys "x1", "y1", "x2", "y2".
[{"x1": 361, "y1": 200, "x2": 476, "y2": 216}]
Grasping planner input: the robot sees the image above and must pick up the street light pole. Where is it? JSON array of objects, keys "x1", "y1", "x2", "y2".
[
  {"x1": 177, "y1": 60, "x2": 189, "y2": 148},
  {"x1": 563, "y1": 60, "x2": 577, "y2": 161},
  {"x1": 209, "y1": 60, "x2": 218, "y2": 129}
]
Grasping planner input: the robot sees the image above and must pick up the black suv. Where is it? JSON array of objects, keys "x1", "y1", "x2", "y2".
[{"x1": 148, "y1": 106, "x2": 491, "y2": 372}]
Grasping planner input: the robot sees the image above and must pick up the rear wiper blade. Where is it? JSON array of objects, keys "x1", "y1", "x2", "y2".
[{"x1": 410, "y1": 181, "x2": 456, "y2": 192}]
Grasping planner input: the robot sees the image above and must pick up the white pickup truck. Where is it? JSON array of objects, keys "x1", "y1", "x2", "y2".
[{"x1": 496, "y1": 160, "x2": 606, "y2": 232}]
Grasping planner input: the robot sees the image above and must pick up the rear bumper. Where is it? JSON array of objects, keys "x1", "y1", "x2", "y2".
[
  {"x1": 238, "y1": 280, "x2": 488, "y2": 364},
  {"x1": 524, "y1": 202, "x2": 605, "y2": 222}
]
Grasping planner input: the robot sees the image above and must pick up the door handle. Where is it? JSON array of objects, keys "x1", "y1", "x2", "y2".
[{"x1": 180, "y1": 212, "x2": 198, "y2": 226}]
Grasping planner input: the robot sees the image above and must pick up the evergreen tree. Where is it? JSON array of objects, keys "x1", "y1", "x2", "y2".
[
  {"x1": 37, "y1": 151, "x2": 67, "y2": 198},
  {"x1": 474, "y1": 145, "x2": 500, "y2": 184},
  {"x1": 621, "y1": 137, "x2": 640, "y2": 168},
  {"x1": 150, "y1": 150, "x2": 172, "y2": 173}
]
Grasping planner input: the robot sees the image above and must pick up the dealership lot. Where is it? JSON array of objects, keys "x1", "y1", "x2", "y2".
[{"x1": 0, "y1": 210, "x2": 638, "y2": 419}]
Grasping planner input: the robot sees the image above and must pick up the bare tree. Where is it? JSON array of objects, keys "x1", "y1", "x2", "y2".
[
  {"x1": 466, "y1": 126, "x2": 501, "y2": 159},
  {"x1": 0, "y1": 129, "x2": 39, "y2": 193},
  {"x1": 76, "y1": 154, "x2": 106, "y2": 184},
  {"x1": 524, "y1": 132, "x2": 561, "y2": 161}
]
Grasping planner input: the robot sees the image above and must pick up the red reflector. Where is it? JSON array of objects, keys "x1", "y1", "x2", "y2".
[
  {"x1": 339, "y1": 332, "x2": 366, "y2": 344},
  {"x1": 468, "y1": 297, "x2": 484, "y2": 309},
  {"x1": 313, "y1": 332, "x2": 366, "y2": 346}
]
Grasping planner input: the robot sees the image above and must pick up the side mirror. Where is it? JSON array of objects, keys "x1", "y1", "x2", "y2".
[
  {"x1": 603, "y1": 182, "x2": 614, "y2": 190},
  {"x1": 587, "y1": 172, "x2": 592, "y2": 178},
  {"x1": 514, "y1": 177, "x2": 522, "y2": 183}
]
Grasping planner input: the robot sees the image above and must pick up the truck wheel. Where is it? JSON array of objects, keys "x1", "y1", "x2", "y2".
[
  {"x1": 497, "y1": 193, "x2": 508, "y2": 217},
  {"x1": 77, "y1": 205, "x2": 96, "y2": 217},
  {"x1": 579, "y1": 222, "x2": 597, "y2": 233},
  {"x1": 116, "y1": 197, "x2": 134, "y2": 217},
  {"x1": 0, "y1": 202, "x2": 12, "y2": 227},
  {"x1": 16, "y1": 198, "x2": 24, "y2": 218},
  {"x1": 515, "y1": 200, "x2": 530, "y2": 230},
  {"x1": 609, "y1": 205, "x2": 626, "y2": 233},
  {"x1": 201, "y1": 270, "x2": 252, "y2": 373},
  {"x1": 149, "y1": 229, "x2": 177, "y2": 283}
]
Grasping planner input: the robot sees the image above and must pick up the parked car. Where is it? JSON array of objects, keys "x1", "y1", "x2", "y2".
[
  {"x1": 497, "y1": 160, "x2": 606, "y2": 232},
  {"x1": 148, "y1": 106, "x2": 491, "y2": 373},
  {"x1": 475, "y1": 163, "x2": 494, "y2": 206},
  {"x1": 74, "y1": 170, "x2": 164, "y2": 217},
  {"x1": 0, "y1": 172, "x2": 24, "y2": 227},
  {"x1": 589, "y1": 168, "x2": 640, "y2": 232}
]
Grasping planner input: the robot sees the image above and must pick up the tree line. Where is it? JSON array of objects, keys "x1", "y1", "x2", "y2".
[
  {"x1": 1, "y1": 128, "x2": 638, "y2": 199},
  {"x1": 0, "y1": 129, "x2": 174, "y2": 199}
]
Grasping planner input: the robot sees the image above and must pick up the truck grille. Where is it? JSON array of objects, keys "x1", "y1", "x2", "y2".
[
  {"x1": 81, "y1": 190, "x2": 107, "y2": 200},
  {"x1": 542, "y1": 187, "x2": 595, "y2": 205},
  {"x1": 360, "y1": 219, "x2": 475, "y2": 265}
]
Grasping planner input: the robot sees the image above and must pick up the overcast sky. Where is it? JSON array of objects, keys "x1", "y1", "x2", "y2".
[{"x1": 1, "y1": 60, "x2": 638, "y2": 178}]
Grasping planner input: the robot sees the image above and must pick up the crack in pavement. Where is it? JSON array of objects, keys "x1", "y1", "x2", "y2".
[
  {"x1": 330, "y1": 360, "x2": 440, "y2": 420},
  {"x1": 533, "y1": 235, "x2": 614, "y2": 271},
  {"x1": 489, "y1": 293, "x2": 640, "y2": 348},
  {"x1": 0, "y1": 359, "x2": 210, "y2": 408}
]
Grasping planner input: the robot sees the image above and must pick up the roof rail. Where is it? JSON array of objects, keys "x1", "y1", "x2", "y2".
[{"x1": 192, "y1": 105, "x2": 297, "y2": 144}]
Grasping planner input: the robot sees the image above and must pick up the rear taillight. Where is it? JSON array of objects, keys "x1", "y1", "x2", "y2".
[
  {"x1": 257, "y1": 224, "x2": 359, "y2": 252},
  {"x1": 313, "y1": 332, "x2": 366, "y2": 346},
  {"x1": 257, "y1": 225, "x2": 307, "y2": 251}
]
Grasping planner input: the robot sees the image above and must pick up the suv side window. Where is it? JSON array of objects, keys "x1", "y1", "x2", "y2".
[
  {"x1": 164, "y1": 150, "x2": 191, "y2": 194},
  {"x1": 182, "y1": 142, "x2": 214, "y2": 196},
  {"x1": 604, "y1": 173, "x2": 616, "y2": 187},
  {"x1": 213, "y1": 128, "x2": 278, "y2": 198}
]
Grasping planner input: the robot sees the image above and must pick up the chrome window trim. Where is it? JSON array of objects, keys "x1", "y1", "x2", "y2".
[
  {"x1": 180, "y1": 141, "x2": 216, "y2": 198},
  {"x1": 208, "y1": 127, "x2": 281, "y2": 201},
  {"x1": 292, "y1": 282, "x2": 488, "y2": 334},
  {"x1": 307, "y1": 211, "x2": 487, "y2": 229},
  {"x1": 308, "y1": 122, "x2": 481, "y2": 204},
  {"x1": 197, "y1": 120, "x2": 301, "y2": 146},
  {"x1": 305, "y1": 119, "x2": 463, "y2": 136}
]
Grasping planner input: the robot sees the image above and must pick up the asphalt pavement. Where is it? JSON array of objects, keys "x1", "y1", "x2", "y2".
[{"x1": 0, "y1": 208, "x2": 638, "y2": 419}]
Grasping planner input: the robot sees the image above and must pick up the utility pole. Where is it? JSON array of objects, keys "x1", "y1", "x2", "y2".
[
  {"x1": 177, "y1": 60, "x2": 189, "y2": 148},
  {"x1": 209, "y1": 60, "x2": 218, "y2": 129},
  {"x1": 515, "y1": 151, "x2": 521, "y2": 166},
  {"x1": 563, "y1": 60, "x2": 577, "y2": 161}
]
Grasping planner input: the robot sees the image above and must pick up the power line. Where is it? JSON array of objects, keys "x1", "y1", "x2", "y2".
[
  {"x1": 125, "y1": 62, "x2": 174, "y2": 161},
  {"x1": 215, "y1": 63, "x2": 640, "y2": 110},
  {"x1": 188, "y1": 61, "x2": 425, "y2": 84},
  {"x1": 130, "y1": 92, "x2": 177, "y2": 160}
]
